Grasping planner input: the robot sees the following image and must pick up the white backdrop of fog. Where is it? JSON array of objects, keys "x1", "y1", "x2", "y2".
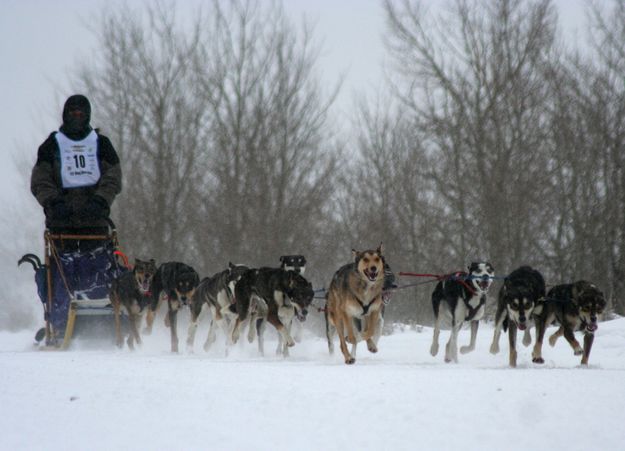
[{"x1": 0, "y1": 0, "x2": 587, "y2": 330}]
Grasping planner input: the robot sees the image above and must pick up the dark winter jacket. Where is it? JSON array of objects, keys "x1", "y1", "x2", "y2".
[{"x1": 31, "y1": 129, "x2": 122, "y2": 231}]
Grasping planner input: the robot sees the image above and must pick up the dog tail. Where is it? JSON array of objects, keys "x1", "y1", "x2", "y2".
[{"x1": 18, "y1": 253, "x2": 43, "y2": 271}]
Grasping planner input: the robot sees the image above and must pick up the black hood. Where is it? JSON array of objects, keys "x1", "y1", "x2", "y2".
[{"x1": 60, "y1": 94, "x2": 92, "y2": 140}]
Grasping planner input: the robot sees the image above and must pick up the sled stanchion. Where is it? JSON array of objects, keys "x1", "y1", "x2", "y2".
[
  {"x1": 62, "y1": 303, "x2": 78, "y2": 349},
  {"x1": 44, "y1": 232, "x2": 54, "y2": 346}
]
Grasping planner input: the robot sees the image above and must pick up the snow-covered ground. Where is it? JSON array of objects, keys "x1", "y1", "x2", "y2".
[{"x1": 2, "y1": 316, "x2": 625, "y2": 451}]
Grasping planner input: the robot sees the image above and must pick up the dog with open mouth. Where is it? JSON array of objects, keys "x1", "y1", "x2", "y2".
[
  {"x1": 430, "y1": 262, "x2": 495, "y2": 363},
  {"x1": 490, "y1": 265, "x2": 545, "y2": 367},
  {"x1": 324, "y1": 244, "x2": 385, "y2": 364},
  {"x1": 531, "y1": 280, "x2": 606, "y2": 365}
]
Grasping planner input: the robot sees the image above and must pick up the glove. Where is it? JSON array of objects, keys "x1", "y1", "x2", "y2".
[
  {"x1": 80, "y1": 195, "x2": 110, "y2": 221},
  {"x1": 45, "y1": 197, "x2": 72, "y2": 221}
]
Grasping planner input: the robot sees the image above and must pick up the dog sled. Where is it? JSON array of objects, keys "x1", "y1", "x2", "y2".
[{"x1": 19, "y1": 221, "x2": 129, "y2": 349}]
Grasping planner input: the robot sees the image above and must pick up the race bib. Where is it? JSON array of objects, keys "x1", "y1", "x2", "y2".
[{"x1": 56, "y1": 131, "x2": 101, "y2": 188}]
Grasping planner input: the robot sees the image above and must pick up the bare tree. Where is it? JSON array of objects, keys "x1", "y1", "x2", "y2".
[
  {"x1": 72, "y1": 1, "x2": 341, "y2": 284},
  {"x1": 378, "y1": 0, "x2": 555, "y2": 275}
]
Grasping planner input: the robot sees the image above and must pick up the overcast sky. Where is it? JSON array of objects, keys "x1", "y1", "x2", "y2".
[{"x1": 0, "y1": 0, "x2": 587, "y2": 210}]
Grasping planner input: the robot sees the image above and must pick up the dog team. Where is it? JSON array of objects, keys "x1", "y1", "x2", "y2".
[{"x1": 110, "y1": 245, "x2": 606, "y2": 367}]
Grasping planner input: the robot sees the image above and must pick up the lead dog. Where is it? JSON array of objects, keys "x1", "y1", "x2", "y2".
[
  {"x1": 186, "y1": 263, "x2": 249, "y2": 353},
  {"x1": 231, "y1": 267, "x2": 314, "y2": 356},
  {"x1": 325, "y1": 245, "x2": 385, "y2": 364},
  {"x1": 490, "y1": 265, "x2": 545, "y2": 367},
  {"x1": 148, "y1": 262, "x2": 199, "y2": 353},
  {"x1": 110, "y1": 258, "x2": 157, "y2": 350},
  {"x1": 532, "y1": 280, "x2": 606, "y2": 365},
  {"x1": 430, "y1": 262, "x2": 495, "y2": 363}
]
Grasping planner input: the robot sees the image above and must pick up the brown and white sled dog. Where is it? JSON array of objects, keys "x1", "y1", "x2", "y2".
[
  {"x1": 186, "y1": 263, "x2": 249, "y2": 353},
  {"x1": 110, "y1": 258, "x2": 157, "y2": 350},
  {"x1": 532, "y1": 281, "x2": 606, "y2": 365},
  {"x1": 430, "y1": 262, "x2": 495, "y2": 363},
  {"x1": 489, "y1": 265, "x2": 545, "y2": 367},
  {"x1": 325, "y1": 245, "x2": 385, "y2": 364}
]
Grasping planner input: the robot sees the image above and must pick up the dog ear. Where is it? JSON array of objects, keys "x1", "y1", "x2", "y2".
[
  {"x1": 377, "y1": 243, "x2": 383, "y2": 255},
  {"x1": 352, "y1": 249, "x2": 359, "y2": 260},
  {"x1": 280, "y1": 256, "x2": 285, "y2": 263}
]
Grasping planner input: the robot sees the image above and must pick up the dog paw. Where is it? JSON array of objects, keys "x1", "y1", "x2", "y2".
[
  {"x1": 367, "y1": 340, "x2": 378, "y2": 353},
  {"x1": 574, "y1": 347, "x2": 583, "y2": 356},
  {"x1": 430, "y1": 344, "x2": 439, "y2": 356},
  {"x1": 460, "y1": 345, "x2": 473, "y2": 354},
  {"x1": 142, "y1": 327, "x2": 152, "y2": 336},
  {"x1": 532, "y1": 357, "x2": 544, "y2": 364},
  {"x1": 489, "y1": 344, "x2": 500, "y2": 354},
  {"x1": 548, "y1": 336, "x2": 557, "y2": 347},
  {"x1": 345, "y1": 357, "x2": 356, "y2": 365}
]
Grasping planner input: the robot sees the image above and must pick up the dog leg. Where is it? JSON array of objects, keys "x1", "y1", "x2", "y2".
[
  {"x1": 128, "y1": 312, "x2": 142, "y2": 350},
  {"x1": 335, "y1": 316, "x2": 355, "y2": 364},
  {"x1": 325, "y1": 310, "x2": 336, "y2": 355},
  {"x1": 532, "y1": 313, "x2": 553, "y2": 364},
  {"x1": 562, "y1": 326, "x2": 583, "y2": 355},
  {"x1": 445, "y1": 319, "x2": 461, "y2": 363},
  {"x1": 266, "y1": 313, "x2": 294, "y2": 348},
  {"x1": 248, "y1": 314, "x2": 258, "y2": 344},
  {"x1": 508, "y1": 323, "x2": 518, "y2": 368},
  {"x1": 460, "y1": 320, "x2": 479, "y2": 354},
  {"x1": 168, "y1": 304, "x2": 179, "y2": 353},
  {"x1": 144, "y1": 296, "x2": 162, "y2": 335},
  {"x1": 522, "y1": 327, "x2": 532, "y2": 347},
  {"x1": 112, "y1": 293, "x2": 123, "y2": 349},
  {"x1": 203, "y1": 318, "x2": 217, "y2": 352},
  {"x1": 548, "y1": 326, "x2": 563, "y2": 347},
  {"x1": 258, "y1": 318, "x2": 267, "y2": 357},
  {"x1": 364, "y1": 310, "x2": 381, "y2": 353},
  {"x1": 490, "y1": 315, "x2": 505, "y2": 355},
  {"x1": 581, "y1": 332, "x2": 594, "y2": 365},
  {"x1": 186, "y1": 313, "x2": 200, "y2": 353},
  {"x1": 430, "y1": 313, "x2": 441, "y2": 357}
]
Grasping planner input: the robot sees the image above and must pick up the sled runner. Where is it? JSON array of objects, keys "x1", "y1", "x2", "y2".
[{"x1": 19, "y1": 222, "x2": 129, "y2": 349}]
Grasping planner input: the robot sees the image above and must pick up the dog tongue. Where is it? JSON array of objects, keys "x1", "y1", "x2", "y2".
[
  {"x1": 518, "y1": 323, "x2": 527, "y2": 331},
  {"x1": 587, "y1": 323, "x2": 598, "y2": 332}
]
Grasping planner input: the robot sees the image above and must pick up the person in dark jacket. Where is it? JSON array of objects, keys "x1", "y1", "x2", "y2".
[
  {"x1": 30, "y1": 95, "x2": 123, "y2": 342},
  {"x1": 31, "y1": 94, "x2": 122, "y2": 234}
]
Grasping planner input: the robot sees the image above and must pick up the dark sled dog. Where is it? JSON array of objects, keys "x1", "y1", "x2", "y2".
[
  {"x1": 489, "y1": 265, "x2": 545, "y2": 367},
  {"x1": 231, "y1": 267, "x2": 314, "y2": 356},
  {"x1": 430, "y1": 262, "x2": 495, "y2": 363},
  {"x1": 279, "y1": 255, "x2": 307, "y2": 274},
  {"x1": 146, "y1": 261, "x2": 199, "y2": 353},
  {"x1": 186, "y1": 263, "x2": 249, "y2": 353},
  {"x1": 532, "y1": 280, "x2": 606, "y2": 365},
  {"x1": 325, "y1": 245, "x2": 385, "y2": 364},
  {"x1": 278, "y1": 254, "x2": 307, "y2": 343},
  {"x1": 110, "y1": 258, "x2": 157, "y2": 350}
]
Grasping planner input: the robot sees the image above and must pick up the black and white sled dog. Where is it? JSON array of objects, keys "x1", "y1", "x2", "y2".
[
  {"x1": 532, "y1": 280, "x2": 606, "y2": 365},
  {"x1": 489, "y1": 265, "x2": 545, "y2": 367},
  {"x1": 231, "y1": 267, "x2": 314, "y2": 357},
  {"x1": 279, "y1": 255, "x2": 306, "y2": 274},
  {"x1": 147, "y1": 262, "x2": 199, "y2": 353},
  {"x1": 278, "y1": 254, "x2": 307, "y2": 343},
  {"x1": 430, "y1": 262, "x2": 495, "y2": 363},
  {"x1": 186, "y1": 263, "x2": 249, "y2": 353}
]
